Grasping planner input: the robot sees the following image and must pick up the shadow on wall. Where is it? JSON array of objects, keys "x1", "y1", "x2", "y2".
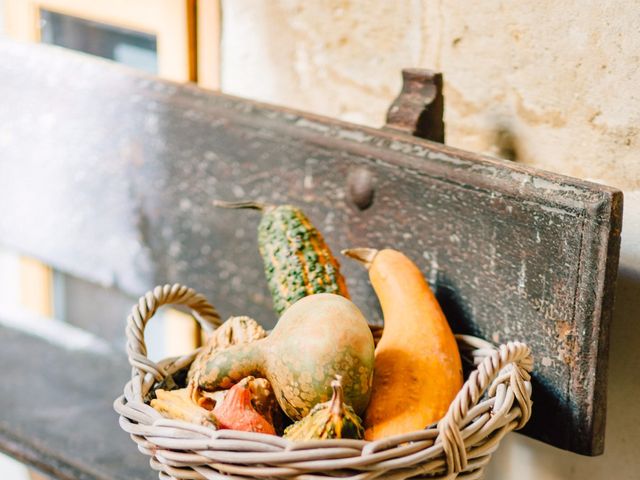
[{"x1": 486, "y1": 266, "x2": 640, "y2": 480}]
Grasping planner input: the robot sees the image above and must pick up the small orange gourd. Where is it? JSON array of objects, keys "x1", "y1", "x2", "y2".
[
  {"x1": 213, "y1": 377, "x2": 276, "y2": 435},
  {"x1": 343, "y1": 248, "x2": 463, "y2": 441}
]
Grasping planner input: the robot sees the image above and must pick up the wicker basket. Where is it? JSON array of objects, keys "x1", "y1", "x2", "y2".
[{"x1": 114, "y1": 284, "x2": 533, "y2": 480}]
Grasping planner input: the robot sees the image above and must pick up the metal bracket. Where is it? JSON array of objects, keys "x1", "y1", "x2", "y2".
[{"x1": 384, "y1": 68, "x2": 445, "y2": 143}]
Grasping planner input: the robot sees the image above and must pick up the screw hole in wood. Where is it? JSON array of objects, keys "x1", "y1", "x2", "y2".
[{"x1": 347, "y1": 168, "x2": 375, "y2": 210}]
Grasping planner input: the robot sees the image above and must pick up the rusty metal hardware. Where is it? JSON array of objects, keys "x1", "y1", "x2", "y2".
[{"x1": 384, "y1": 68, "x2": 445, "y2": 143}]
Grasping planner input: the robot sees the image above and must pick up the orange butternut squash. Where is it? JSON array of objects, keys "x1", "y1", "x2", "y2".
[{"x1": 343, "y1": 248, "x2": 463, "y2": 441}]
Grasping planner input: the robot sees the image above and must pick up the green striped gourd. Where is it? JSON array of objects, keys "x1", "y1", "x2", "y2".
[{"x1": 214, "y1": 200, "x2": 349, "y2": 316}]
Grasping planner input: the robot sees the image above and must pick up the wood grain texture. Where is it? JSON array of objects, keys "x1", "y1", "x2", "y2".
[
  {"x1": 0, "y1": 322, "x2": 152, "y2": 480},
  {"x1": 0, "y1": 40, "x2": 622, "y2": 456}
]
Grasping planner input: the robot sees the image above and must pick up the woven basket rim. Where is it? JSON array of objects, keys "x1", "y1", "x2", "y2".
[{"x1": 115, "y1": 283, "x2": 534, "y2": 480}]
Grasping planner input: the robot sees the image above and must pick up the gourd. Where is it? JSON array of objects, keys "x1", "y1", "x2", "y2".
[
  {"x1": 284, "y1": 376, "x2": 364, "y2": 440},
  {"x1": 343, "y1": 248, "x2": 463, "y2": 441},
  {"x1": 246, "y1": 377, "x2": 284, "y2": 432},
  {"x1": 197, "y1": 294, "x2": 375, "y2": 420},
  {"x1": 195, "y1": 377, "x2": 284, "y2": 432},
  {"x1": 150, "y1": 388, "x2": 218, "y2": 428},
  {"x1": 214, "y1": 201, "x2": 349, "y2": 315},
  {"x1": 188, "y1": 315, "x2": 267, "y2": 391},
  {"x1": 212, "y1": 377, "x2": 276, "y2": 434}
]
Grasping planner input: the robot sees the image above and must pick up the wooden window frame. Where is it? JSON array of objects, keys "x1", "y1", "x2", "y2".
[
  {"x1": 4, "y1": 0, "x2": 197, "y2": 82},
  {"x1": 195, "y1": 0, "x2": 220, "y2": 89}
]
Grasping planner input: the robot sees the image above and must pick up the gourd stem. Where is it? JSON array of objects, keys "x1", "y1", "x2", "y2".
[
  {"x1": 329, "y1": 375, "x2": 345, "y2": 416},
  {"x1": 213, "y1": 200, "x2": 272, "y2": 211},
  {"x1": 342, "y1": 248, "x2": 379, "y2": 270}
]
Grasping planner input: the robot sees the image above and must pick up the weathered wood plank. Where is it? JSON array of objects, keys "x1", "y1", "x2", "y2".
[
  {"x1": 0, "y1": 40, "x2": 622, "y2": 455},
  {"x1": 0, "y1": 322, "x2": 152, "y2": 480}
]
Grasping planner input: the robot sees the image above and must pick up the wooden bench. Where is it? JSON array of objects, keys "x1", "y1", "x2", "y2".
[{"x1": 0, "y1": 39, "x2": 622, "y2": 479}]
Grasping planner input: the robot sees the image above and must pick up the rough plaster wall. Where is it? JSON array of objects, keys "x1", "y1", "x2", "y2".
[
  {"x1": 221, "y1": 0, "x2": 640, "y2": 190},
  {"x1": 220, "y1": 1, "x2": 640, "y2": 479},
  {"x1": 420, "y1": 1, "x2": 640, "y2": 190},
  {"x1": 220, "y1": 0, "x2": 424, "y2": 125}
]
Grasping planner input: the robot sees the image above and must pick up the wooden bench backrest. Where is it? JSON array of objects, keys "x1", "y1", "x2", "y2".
[{"x1": 0, "y1": 40, "x2": 622, "y2": 455}]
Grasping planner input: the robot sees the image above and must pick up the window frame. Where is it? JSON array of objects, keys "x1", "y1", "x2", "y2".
[{"x1": 4, "y1": 0, "x2": 196, "y2": 82}]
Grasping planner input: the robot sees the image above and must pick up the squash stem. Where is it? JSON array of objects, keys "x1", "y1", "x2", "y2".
[
  {"x1": 213, "y1": 200, "x2": 271, "y2": 211},
  {"x1": 341, "y1": 248, "x2": 379, "y2": 270}
]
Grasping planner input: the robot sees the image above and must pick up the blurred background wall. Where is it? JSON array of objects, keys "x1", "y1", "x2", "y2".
[{"x1": 1, "y1": 1, "x2": 638, "y2": 479}]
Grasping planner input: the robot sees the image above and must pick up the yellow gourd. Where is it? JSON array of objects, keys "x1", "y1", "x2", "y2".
[
  {"x1": 150, "y1": 388, "x2": 218, "y2": 428},
  {"x1": 283, "y1": 376, "x2": 364, "y2": 440},
  {"x1": 343, "y1": 248, "x2": 463, "y2": 441}
]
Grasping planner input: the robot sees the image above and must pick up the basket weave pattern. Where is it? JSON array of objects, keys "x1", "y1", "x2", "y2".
[{"x1": 114, "y1": 284, "x2": 533, "y2": 480}]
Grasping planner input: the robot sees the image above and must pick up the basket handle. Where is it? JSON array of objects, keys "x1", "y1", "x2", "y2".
[
  {"x1": 437, "y1": 339, "x2": 533, "y2": 474},
  {"x1": 126, "y1": 284, "x2": 222, "y2": 387}
]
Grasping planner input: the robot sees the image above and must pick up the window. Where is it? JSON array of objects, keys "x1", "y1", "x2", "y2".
[
  {"x1": 3, "y1": 0, "x2": 205, "y2": 82},
  {"x1": 40, "y1": 9, "x2": 158, "y2": 74}
]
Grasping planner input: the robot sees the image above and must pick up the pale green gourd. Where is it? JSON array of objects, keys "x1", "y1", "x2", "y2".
[{"x1": 197, "y1": 294, "x2": 375, "y2": 420}]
